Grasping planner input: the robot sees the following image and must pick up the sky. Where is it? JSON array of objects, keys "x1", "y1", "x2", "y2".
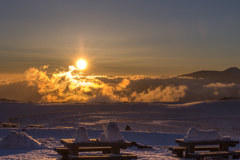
[{"x1": 1, "y1": 1, "x2": 240, "y2": 83}]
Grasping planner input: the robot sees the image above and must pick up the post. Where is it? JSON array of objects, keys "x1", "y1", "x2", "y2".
[
  {"x1": 69, "y1": 146, "x2": 79, "y2": 155},
  {"x1": 111, "y1": 147, "x2": 120, "y2": 154},
  {"x1": 219, "y1": 144, "x2": 229, "y2": 159},
  {"x1": 219, "y1": 144, "x2": 229, "y2": 151},
  {"x1": 185, "y1": 144, "x2": 195, "y2": 159},
  {"x1": 177, "y1": 151, "x2": 183, "y2": 158},
  {"x1": 185, "y1": 147, "x2": 189, "y2": 159}
]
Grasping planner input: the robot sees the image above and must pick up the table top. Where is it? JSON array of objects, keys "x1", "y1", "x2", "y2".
[
  {"x1": 175, "y1": 139, "x2": 239, "y2": 147},
  {"x1": 61, "y1": 139, "x2": 132, "y2": 148}
]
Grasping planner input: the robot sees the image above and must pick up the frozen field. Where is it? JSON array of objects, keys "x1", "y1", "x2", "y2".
[{"x1": 1, "y1": 100, "x2": 240, "y2": 159}]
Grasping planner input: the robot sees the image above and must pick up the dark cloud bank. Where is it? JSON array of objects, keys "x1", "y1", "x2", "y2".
[{"x1": 1, "y1": 66, "x2": 240, "y2": 103}]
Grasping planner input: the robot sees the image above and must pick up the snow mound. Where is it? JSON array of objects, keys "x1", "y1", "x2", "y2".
[
  {"x1": 0, "y1": 130, "x2": 45, "y2": 149},
  {"x1": 99, "y1": 133, "x2": 106, "y2": 142},
  {"x1": 103, "y1": 122, "x2": 125, "y2": 142},
  {"x1": 74, "y1": 126, "x2": 90, "y2": 142},
  {"x1": 183, "y1": 127, "x2": 231, "y2": 142}
]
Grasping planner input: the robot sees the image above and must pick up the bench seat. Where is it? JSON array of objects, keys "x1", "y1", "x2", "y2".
[
  {"x1": 68, "y1": 154, "x2": 137, "y2": 160},
  {"x1": 54, "y1": 147, "x2": 112, "y2": 160},
  {"x1": 1, "y1": 123, "x2": 18, "y2": 127},
  {"x1": 169, "y1": 146, "x2": 219, "y2": 158},
  {"x1": 188, "y1": 151, "x2": 240, "y2": 160},
  {"x1": 28, "y1": 124, "x2": 45, "y2": 128}
]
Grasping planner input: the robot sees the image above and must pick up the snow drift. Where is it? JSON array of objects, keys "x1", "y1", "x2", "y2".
[
  {"x1": 0, "y1": 130, "x2": 45, "y2": 149},
  {"x1": 74, "y1": 126, "x2": 90, "y2": 142},
  {"x1": 99, "y1": 133, "x2": 106, "y2": 142},
  {"x1": 102, "y1": 122, "x2": 125, "y2": 142},
  {"x1": 183, "y1": 127, "x2": 231, "y2": 142}
]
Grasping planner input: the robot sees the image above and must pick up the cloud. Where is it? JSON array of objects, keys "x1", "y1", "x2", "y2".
[
  {"x1": 42, "y1": 65, "x2": 49, "y2": 69},
  {"x1": 23, "y1": 65, "x2": 240, "y2": 103},
  {"x1": 132, "y1": 85, "x2": 187, "y2": 102},
  {"x1": 0, "y1": 80, "x2": 9, "y2": 85},
  {"x1": 0, "y1": 77, "x2": 9, "y2": 85}
]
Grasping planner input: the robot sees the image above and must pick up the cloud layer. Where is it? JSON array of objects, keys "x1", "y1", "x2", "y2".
[
  {"x1": 0, "y1": 77, "x2": 9, "y2": 85},
  {"x1": 22, "y1": 65, "x2": 240, "y2": 103}
]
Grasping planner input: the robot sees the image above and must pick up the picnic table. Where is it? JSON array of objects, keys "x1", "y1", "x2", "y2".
[
  {"x1": 174, "y1": 138, "x2": 239, "y2": 159},
  {"x1": 58, "y1": 139, "x2": 137, "y2": 160}
]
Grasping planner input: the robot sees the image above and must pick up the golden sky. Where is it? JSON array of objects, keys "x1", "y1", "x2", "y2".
[{"x1": 1, "y1": 1, "x2": 240, "y2": 83}]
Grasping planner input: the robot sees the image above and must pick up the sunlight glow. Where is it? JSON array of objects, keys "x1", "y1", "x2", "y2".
[{"x1": 76, "y1": 59, "x2": 87, "y2": 70}]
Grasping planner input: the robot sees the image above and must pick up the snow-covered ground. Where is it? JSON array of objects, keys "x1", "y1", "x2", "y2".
[{"x1": 1, "y1": 100, "x2": 240, "y2": 159}]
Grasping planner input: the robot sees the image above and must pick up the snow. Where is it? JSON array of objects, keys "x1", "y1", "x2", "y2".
[
  {"x1": 1, "y1": 100, "x2": 240, "y2": 159},
  {"x1": 183, "y1": 127, "x2": 221, "y2": 142},
  {"x1": 0, "y1": 130, "x2": 45, "y2": 149},
  {"x1": 74, "y1": 126, "x2": 90, "y2": 143},
  {"x1": 103, "y1": 122, "x2": 125, "y2": 142},
  {"x1": 99, "y1": 133, "x2": 106, "y2": 142}
]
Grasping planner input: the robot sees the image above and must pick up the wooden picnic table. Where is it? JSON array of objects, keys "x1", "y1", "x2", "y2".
[
  {"x1": 175, "y1": 138, "x2": 239, "y2": 159},
  {"x1": 60, "y1": 138, "x2": 137, "y2": 160}
]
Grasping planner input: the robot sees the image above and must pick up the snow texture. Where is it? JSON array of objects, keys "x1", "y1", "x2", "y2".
[
  {"x1": 183, "y1": 127, "x2": 223, "y2": 142},
  {"x1": 104, "y1": 122, "x2": 125, "y2": 142},
  {"x1": 0, "y1": 130, "x2": 44, "y2": 149},
  {"x1": 74, "y1": 126, "x2": 90, "y2": 142},
  {"x1": 99, "y1": 133, "x2": 106, "y2": 142},
  {"x1": 1, "y1": 101, "x2": 240, "y2": 159}
]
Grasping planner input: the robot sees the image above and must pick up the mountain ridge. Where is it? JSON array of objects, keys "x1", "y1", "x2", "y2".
[{"x1": 180, "y1": 67, "x2": 240, "y2": 84}]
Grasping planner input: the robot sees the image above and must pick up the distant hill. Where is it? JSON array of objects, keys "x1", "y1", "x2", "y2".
[
  {"x1": 180, "y1": 67, "x2": 240, "y2": 84},
  {"x1": 0, "y1": 81, "x2": 41, "y2": 103},
  {"x1": 0, "y1": 98, "x2": 19, "y2": 102}
]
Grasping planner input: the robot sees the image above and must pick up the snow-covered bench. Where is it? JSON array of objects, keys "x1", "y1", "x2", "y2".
[
  {"x1": 54, "y1": 147, "x2": 112, "y2": 160},
  {"x1": 68, "y1": 154, "x2": 137, "y2": 160},
  {"x1": 169, "y1": 146, "x2": 219, "y2": 158},
  {"x1": 188, "y1": 151, "x2": 240, "y2": 160}
]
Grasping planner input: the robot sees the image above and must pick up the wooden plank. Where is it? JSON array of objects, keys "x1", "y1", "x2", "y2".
[
  {"x1": 169, "y1": 146, "x2": 219, "y2": 152},
  {"x1": 169, "y1": 146, "x2": 220, "y2": 158},
  {"x1": 56, "y1": 126, "x2": 74, "y2": 129},
  {"x1": 69, "y1": 154, "x2": 137, "y2": 160},
  {"x1": 1, "y1": 123, "x2": 18, "y2": 127},
  {"x1": 175, "y1": 139, "x2": 239, "y2": 147},
  {"x1": 188, "y1": 151, "x2": 240, "y2": 159},
  {"x1": 61, "y1": 139, "x2": 132, "y2": 148},
  {"x1": 54, "y1": 147, "x2": 112, "y2": 153},
  {"x1": 28, "y1": 124, "x2": 45, "y2": 128},
  {"x1": 54, "y1": 146, "x2": 113, "y2": 160}
]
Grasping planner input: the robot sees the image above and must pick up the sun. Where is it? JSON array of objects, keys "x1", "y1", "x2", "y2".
[{"x1": 76, "y1": 59, "x2": 87, "y2": 70}]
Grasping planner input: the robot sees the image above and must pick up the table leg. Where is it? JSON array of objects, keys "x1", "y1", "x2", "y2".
[
  {"x1": 177, "y1": 151, "x2": 183, "y2": 158},
  {"x1": 219, "y1": 144, "x2": 229, "y2": 151},
  {"x1": 69, "y1": 146, "x2": 79, "y2": 155},
  {"x1": 185, "y1": 147, "x2": 189, "y2": 159},
  {"x1": 219, "y1": 144, "x2": 229, "y2": 159},
  {"x1": 185, "y1": 145, "x2": 195, "y2": 159},
  {"x1": 112, "y1": 147, "x2": 120, "y2": 154}
]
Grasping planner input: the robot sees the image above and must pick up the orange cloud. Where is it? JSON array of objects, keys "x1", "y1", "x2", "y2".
[
  {"x1": 132, "y1": 85, "x2": 187, "y2": 102},
  {"x1": 24, "y1": 65, "x2": 240, "y2": 103}
]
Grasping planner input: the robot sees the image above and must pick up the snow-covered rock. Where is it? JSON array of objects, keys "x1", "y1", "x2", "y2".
[
  {"x1": 104, "y1": 122, "x2": 125, "y2": 142},
  {"x1": 0, "y1": 130, "x2": 44, "y2": 149},
  {"x1": 74, "y1": 126, "x2": 90, "y2": 142},
  {"x1": 183, "y1": 127, "x2": 224, "y2": 142}
]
